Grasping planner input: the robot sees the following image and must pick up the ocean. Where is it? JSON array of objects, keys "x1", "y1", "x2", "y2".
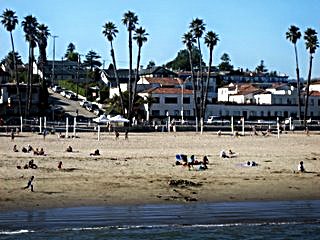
[{"x1": 0, "y1": 200, "x2": 319, "y2": 239}]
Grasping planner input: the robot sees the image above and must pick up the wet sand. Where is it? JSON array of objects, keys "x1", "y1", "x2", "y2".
[{"x1": 0, "y1": 131, "x2": 319, "y2": 212}]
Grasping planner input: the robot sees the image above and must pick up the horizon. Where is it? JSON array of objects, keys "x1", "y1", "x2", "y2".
[{"x1": 1, "y1": 0, "x2": 320, "y2": 79}]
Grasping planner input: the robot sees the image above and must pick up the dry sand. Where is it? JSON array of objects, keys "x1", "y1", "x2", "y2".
[{"x1": 0, "y1": 130, "x2": 320, "y2": 212}]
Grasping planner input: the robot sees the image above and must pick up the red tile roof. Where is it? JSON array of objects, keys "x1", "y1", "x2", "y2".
[
  {"x1": 142, "y1": 87, "x2": 193, "y2": 95},
  {"x1": 145, "y1": 77, "x2": 182, "y2": 86}
]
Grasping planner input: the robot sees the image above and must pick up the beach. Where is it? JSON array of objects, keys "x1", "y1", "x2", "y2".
[{"x1": 0, "y1": 130, "x2": 320, "y2": 212}]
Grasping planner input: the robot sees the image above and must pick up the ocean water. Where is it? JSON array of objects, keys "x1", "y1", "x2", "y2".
[{"x1": 0, "y1": 200, "x2": 319, "y2": 239}]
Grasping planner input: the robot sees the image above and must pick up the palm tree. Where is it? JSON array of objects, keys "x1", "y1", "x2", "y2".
[
  {"x1": 102, "y1": 21, "x2": 125, "y2": 115},
  {"x1": 182, "y1": 31, "x2": 198, "y2": 125},
  {"x1": 64, "y1": 43, "x2": 79, "y2": 61},
  {"x1": 122, "y1": 10, "x2": 138, "y2": 122},
  {"x1": 286, "y1": 25, "x2": 302, "y2": 120},
  {"x1": 1, "y1": 9, "x2": 22, "y2": 115},
  {"x1": 190, "y1": 18, "x2": 206, "y2": 128},
  {"x1": 131, "y1": 27, "x2": 148, "y2": 115},
  {"x1": 36, "y1": 23, "x2": 50, "y2": 114},
  {"x1": 303, "y1": 28, "x2": 319, "y2": 127},
  {"x1": 203, "y1": 31, "x2": 219, "y2": 118},
  {"x1": 22, "y1": 15, "x2": 38, "y2": 116}
]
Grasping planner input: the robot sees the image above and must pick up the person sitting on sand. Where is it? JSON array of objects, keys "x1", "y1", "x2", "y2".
[
  {"x1": 219, "y1": 150, "x2": 229, "y2": 158},
  {"x1": 21, "y1": 147, "x2": 28, "y2": 153},
  {"x1": 202, "y1": 156, "x2": 209, "y2": 165},
  {"x1": 13, "y1": 145, "x2": 19, "y2": 152},
  {"x1": 125, "y1": 130, "x2": 128, "y2": 140},
  {"x1": 58, "y1": 161, "x2": 63, "y2": 170},
  {"x1": 38, "y1": 148, "x2": 45, "y2": 156},
  {"x1": 246, "y1": 161, "x2": 258, "y2": 167},
  {"x1": 33, "y1": 148, "x2": 40, "y2": 155},
  {"x1": 27, "y1": 144, "x2": 33, "y2": 153},
  {"x1": 298, "y1": 161, "x2": 305, "y2": 172},
  {"x1": 198, "y1": 162, "x2": 208, "y2": 170},
  {"x1": 228, "y1": 149, "x2": 238, "y2": 158},
  {"x1": 90, "y1": 149, "x2": 100, "y2": 156},
  {"x1": 66, "y1": 145, "x2": 73, "y2": 152},
  {"x1": 23, "y1": 176, "x2": 34, "y2": 192},
  {"x1": 217, "y1": 130, "x2": 222, "y2": 136},
  {"x1": 28, "y1": 159, "x2": 38, "y2": 169},
  {"x1": 115, "y1": 130, "x2": 120, "y2": 140}
]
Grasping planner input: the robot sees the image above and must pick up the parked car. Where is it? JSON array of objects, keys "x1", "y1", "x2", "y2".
[
  {"x1": 86, "y1": 103, "x2": 99, "y2": 112},
  {"x1": 93, "y1": 108, "x2": 104, "y2": 116},
  {"x1": 66, "y1": 91, "x2": 76, "y2": 100},
  {"x1": 52, "y1": 85, "x2": 62, "y2": 93},
  {"x1": 60, "y1": 90, "x2": 67, "y2": 97},
  {"x1": 79, "y1": 100, "x2": 90, "y2": 108}
]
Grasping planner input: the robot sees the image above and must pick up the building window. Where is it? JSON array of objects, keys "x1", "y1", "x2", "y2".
[
  {"x1": 260, "y1": 111, "x2": 264, "y2": 117},
  {"x1": 183, "y1": 97, "x2": 190, "y2": 104},
  {"x1": 174, "y1": 110, "x2": 180, "y2": 116},
  {"x1": 153, "y1": 97, "x2": 160, "y2": 103},
  {"x1": 165, "y1": 97, "x2": 177, "y2": 104},
  {"x1": 310, "y1": 99, "x2": 314, "y2": 106},
  {"x1": 151, "y1": 110, "x2": 160, "y2": 116}
]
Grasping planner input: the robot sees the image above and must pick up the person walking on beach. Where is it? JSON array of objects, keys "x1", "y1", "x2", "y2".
[
  {"x1": 23, "y1": 176, "x2": 35, "y2": 192},
  {"x1": 10, "y1": 129, "x2": 15, "y2": 141},
  {"x1": 115, "y1": 130, "x2": 119, "y2": 140},
  {"x1": 125, "y1": 130, "x2": 128, "y2": 140}
]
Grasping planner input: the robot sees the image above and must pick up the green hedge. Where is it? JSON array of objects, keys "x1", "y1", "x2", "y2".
[{"x1": 58, "y1": 80, "x2": 86, "y2": 97}]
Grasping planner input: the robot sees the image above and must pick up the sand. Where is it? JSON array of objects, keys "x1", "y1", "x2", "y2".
[{"x1": 0, "y1": 130, "x2": 320, "y2": 212}]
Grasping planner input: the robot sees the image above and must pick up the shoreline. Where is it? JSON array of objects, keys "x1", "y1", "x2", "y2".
[{"x1": 1, "y1": 131, "x2": 319, "y2": 213}]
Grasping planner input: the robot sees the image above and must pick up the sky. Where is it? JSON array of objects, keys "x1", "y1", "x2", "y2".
[{"x1": 1, "y1": 0, "x2": 320, "y2": 79}]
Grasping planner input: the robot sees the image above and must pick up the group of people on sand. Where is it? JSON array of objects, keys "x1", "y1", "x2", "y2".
[
  {"x1": 15, "y1": 144, "x2": 46, "y2": 156},
  {"x1": 175, "y1": 154, "x2": 209, "y2": 171},
  {"x1": 17, "y1": 159, "x2": 38, "y2": 170},
  {"x1": 219, "y1": 149, "x2": 237, "y2": 159}
]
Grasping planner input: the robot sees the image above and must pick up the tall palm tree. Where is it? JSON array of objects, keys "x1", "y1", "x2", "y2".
[
  {"x1": 190, "y1": 18, "x2": 206, "y2": 127},
  {"x1": 303, "y1": 28, "x2": 319, "y2": 127},
  {"x1": 102, "y1": 21, "x2": 125, "y2": 115},
  {"x1": 286, "y1": 25, "x2": 302, "y2": 120},
  {"x1": 182, "y1": 31, "x2": 198, "y2": 126},
  {"x1": 131, "y1": 26, "x2": 148, "y2": 115},
  {"x1": 1, "y1": 9, "x2": 22, "y2": 115},
  {"x1": 203, "y1": 31, "x2": 219, "y2": 118},
  {"x1": 22, "y1": 15, "x2": 38, "y2": 116},
  {"x1": 36, "y1": 23, "x2": 50, "y2": 114},
  {"x1": 122, "y1": 10, "x2": 138, "y2": 122}
]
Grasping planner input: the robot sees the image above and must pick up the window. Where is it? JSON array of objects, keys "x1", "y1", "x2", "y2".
[
  {"x1": 153, "y1": 97, "x2": 160, "y2": 103},
  {"x1": 151, "y1": 110, "x2": 160, "y2": 116},
  {"x1": 174, "y1": 110, "x2": 180, "y2": 116},
  {"x1": 185, "y1": 110, "x2": 191, "y2": 116},
  {"x1": 183, "y1": 97, "x2": 190, "y2": 104},
  {"x1": 165, "y1": 97, "x2": 177, "y2": 104},
  {"x1": 310, "y1": 99, "x2": 314, "y2": 106}
]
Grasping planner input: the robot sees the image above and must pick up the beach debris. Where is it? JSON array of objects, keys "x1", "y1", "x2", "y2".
[{"x1": 168, "y1": 179, "x2": 202, "y2": 187}]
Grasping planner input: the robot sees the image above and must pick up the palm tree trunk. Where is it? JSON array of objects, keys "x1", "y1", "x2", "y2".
[
  {"x1": 203, "y1": 47, "x2": 213, "y2": 118},
  {"x1": 10, "y1": 32, "x2": 22, "y2": 116},
  {"x1": 110, "y1": 41, "x2": 125, "y2": 115},
  {"x1": 128, "y1": 30, "x2": 133, "y2": 123},
  {"x1": 27, "y1": 47, "x2": 34, "y2": 115},
  {"x1": 294, "y1": 44, "x2": 301, "y2": 120},
  {"x1": 197, "y1": 38, "x2": 204, "y2": 122},
  {"x1": 131, "y1": 46, "x2": 141, "y2": 116},
  {"x1": 188, "y1": 49, "x2": 199, "y2": 129},
  {"x1": 304, "y1": 55, "x2": 313, "y2": 128},
  {"x1": 25, "y1": 44, "x2": 31, "y2": 117}
]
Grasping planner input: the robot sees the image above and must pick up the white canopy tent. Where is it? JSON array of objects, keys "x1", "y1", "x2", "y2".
[
  {"x1": 93, "y1": 115, "x2": 109, "y2": 124},
  {"x1": 108, "y1": 115, "x2": 129, "y2": 123}
]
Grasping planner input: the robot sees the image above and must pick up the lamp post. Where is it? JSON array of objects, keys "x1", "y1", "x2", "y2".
[
  {"x1": 51, "y1": 35, "x2": 58, "y2": 86},
  {"x1": 76, "y1": 54, "x2": 82, "y2": 100}
]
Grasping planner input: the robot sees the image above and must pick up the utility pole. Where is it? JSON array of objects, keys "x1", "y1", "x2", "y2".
[{"x1": 51, "y1": 35, "x2": 58, "y2": 86}]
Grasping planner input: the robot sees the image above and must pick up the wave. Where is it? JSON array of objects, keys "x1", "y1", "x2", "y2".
[{"x1": 0, "y1": 229, "x2": 34, "y2": 235}]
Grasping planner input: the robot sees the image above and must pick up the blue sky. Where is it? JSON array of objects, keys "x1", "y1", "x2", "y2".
[{"x1": 1, "y1": 0, "x2": 320, "y2": 79}]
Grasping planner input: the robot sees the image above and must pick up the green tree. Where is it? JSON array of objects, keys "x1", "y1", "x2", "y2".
[
  {"x1": 1, "y1": 51, "x2": 23, "y2": 74},
  {"x1": 83, "y1": 50, "x2": 102, "y2": 72},
  {"x1": 146, "y1": 60, "x2": 155, "y2": 69},
  {"x1": 182, "y1": 31, "x2": 198, "y2": 124},
  {"x1": 286, "y1": 25, "x2": 302, "y2": 120},
  {"x1": 64, "y1": 43, "x2": 79, "y2": 61},
  {"x1": 122, "y1": 10, "x2": 139, "y2": 123},
  {"x1": 102, "y1": 21, "x2": 125, "y2": 115},
  {"x1": 255, "y1": 60, "x2": 268, "y2": 73},
  {"x1": 131, "y1": 26, "x2": 148, "y2": 115},
  {"x1": 303, "y1": 28, "x2": 319, "y2": 127},
  {"x1": 202, "y1": 30, "x2": 219, "y2": 118},
  {"x1": 22, "y1": 15, "x2": 38, "y2": 115},
  {"x1": 165, "y1": 48, "x2": 205, "y2": 71},
  {"x1": 218, "y1": 53, "x2": 233, "y2": 71},
  {"x1": 1, "y1": 9, "x2": 22, "y2": 115}
]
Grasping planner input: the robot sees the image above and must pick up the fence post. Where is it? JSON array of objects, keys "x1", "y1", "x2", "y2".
[
  {"x1": 39, "y1": 117, "x2": 42, "y2": 133},
  {"x1": 20, "y1": 116, "x2": 23, "y2": 133}
]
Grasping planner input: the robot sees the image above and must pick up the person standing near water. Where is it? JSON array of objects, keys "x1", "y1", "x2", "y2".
[{"x1": 23, "y1": 176, "x2": 35, "y2": 192}]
